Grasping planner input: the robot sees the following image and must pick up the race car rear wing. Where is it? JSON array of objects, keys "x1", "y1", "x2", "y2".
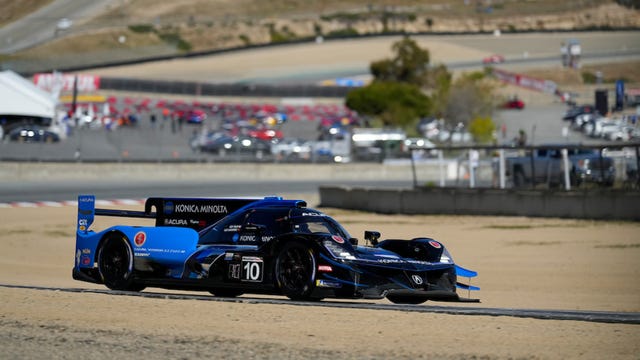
[{"x1": 77, "y1": 195, "x2": 272, "y2": 232}]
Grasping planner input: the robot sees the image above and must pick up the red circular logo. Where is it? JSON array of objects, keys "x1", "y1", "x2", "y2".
[
  {"x1": 428, "y1": 240, "x2": 441, "y2": 249},
  {"x1": 332, "y1": 235, "x2": 345, "y2": 244},
  {"x1": 134, "y1": 231, "x2": 146, "y2": 247}
]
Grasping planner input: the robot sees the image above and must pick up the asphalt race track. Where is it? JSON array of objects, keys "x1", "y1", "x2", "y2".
[
  {"x1": 2, "y1": 284, "x2": 638, "y2": 325},
  {"x1": 0, "y1": 179, "x2": 411, "y2": 204}
]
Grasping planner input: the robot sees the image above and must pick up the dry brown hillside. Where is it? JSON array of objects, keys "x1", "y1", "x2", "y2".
[
  {"x1": 0, "y1": 0, "x2": 52, "y2": 27},
  {"x1": 5, "y1": 0, "x2": 639, "y2": 62}
]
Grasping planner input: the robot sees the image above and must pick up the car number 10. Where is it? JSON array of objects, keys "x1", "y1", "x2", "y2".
[{"x1": 241, "y1": 257, "x2": 263, "y2": 282}]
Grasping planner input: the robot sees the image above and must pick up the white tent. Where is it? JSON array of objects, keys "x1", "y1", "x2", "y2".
[{"x1": 0, "y1": 70, "x2": 57, "y2": 119}]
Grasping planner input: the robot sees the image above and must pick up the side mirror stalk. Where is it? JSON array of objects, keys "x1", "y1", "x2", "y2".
[{"x1": 364, "y1": 230, "x2": 381, "y2": 246}]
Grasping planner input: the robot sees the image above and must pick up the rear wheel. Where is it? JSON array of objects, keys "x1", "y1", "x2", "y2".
[
  {"x1": 98, "y1": 234, "x2": 145, "y2": 291},
  {"x1": 275, "y1": 242, "x2": 319, "y2": 301},
  {"x1": 386, "y1": 295, "x2": 427, "y2": 305}
]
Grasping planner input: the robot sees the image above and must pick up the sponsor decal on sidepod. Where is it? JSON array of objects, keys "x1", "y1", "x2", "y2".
[{"x1": 134, "y1": 231, "x2": 147, "y2": 247}]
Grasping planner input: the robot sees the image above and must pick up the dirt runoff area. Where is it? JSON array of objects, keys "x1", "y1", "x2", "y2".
[{"x1": 1, "y1": 203, "x2": 639, "y2": 359}]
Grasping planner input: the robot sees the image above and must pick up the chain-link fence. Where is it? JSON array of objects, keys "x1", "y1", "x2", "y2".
[{"x1": 406, "y1": 144, "x2": 640, "y2": 191}]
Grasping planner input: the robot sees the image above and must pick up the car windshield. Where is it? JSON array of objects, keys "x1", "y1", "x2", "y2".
[{"x1": 291, "y1": 214, "x2": 351, "y2": 238}]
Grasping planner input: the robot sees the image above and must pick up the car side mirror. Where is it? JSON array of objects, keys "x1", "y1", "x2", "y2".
[
  {"x1": 348, "y1": 237, "x2": 358, "y2": 246},
  {"x1": 364, "y1": 231, "x2": 380, "y2": 246}
]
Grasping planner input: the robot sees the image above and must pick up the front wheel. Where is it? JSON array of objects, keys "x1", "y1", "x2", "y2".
[
  {"x1": 275, "y1": 242, "x2": 318, "y2": 301},
  {"x1": 98, "y1": 234, "x2": 145, "y2": 291}
]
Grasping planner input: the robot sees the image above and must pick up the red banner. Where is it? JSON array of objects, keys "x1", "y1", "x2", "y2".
[
  {"x1": 33, "y1": 73, "x2": 101, "y2": 93},
  {"x1": 492, "y1": 69, "x2": 557, "y2": 94}
]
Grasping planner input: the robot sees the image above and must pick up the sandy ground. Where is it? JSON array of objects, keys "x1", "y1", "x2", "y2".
[{"x1": 1, "y1": 201, "x2": 639, "y2": 359}]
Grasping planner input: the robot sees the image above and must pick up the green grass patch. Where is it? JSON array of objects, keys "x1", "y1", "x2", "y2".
[
  {"x1": 128, "y1": 24, "x2": 155, "y2": 33},
  {"x1": 158, "y1": 32, "x2": 192, "y2": 52},
  {"x1": 326, "y1": 27, "x2": 359, "y2": 38}
]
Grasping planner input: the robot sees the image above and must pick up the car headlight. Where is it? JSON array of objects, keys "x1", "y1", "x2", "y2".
[
  {"x1": 440, "y1": 248, "x2": 453, "y2": 264},
  {"x1": 323, "y1": 240, "x2": 355, "y2": 260}
]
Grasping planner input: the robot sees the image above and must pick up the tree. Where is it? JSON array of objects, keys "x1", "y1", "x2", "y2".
[
  {"x1": 441, "y1": 71, "x2": 496, "y2": 127},
  {"x1": 468, "y1": 116, "x2": 496, "y2": 144},
  {"x1": 347, "y1": 36, "x2": 439, "y2": 131},
  {"x1": 369, "y1": 36, "x2": 431, "y2": 87},
  {"x1": 345, "y1": 81, "x2": 431, "y2": 128},
  {"x1": 427, "y1": 63, "x2": 452, "y2": 117}
]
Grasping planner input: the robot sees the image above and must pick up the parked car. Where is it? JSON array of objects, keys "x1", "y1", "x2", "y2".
[
  {"x1": 437, "y1": 124, "x2": 473, "y2": 144},
  {"x1": 56, "y1": 18, "x2": 72, "y2": 31},
  {"x1": 402, "y1": 138, "x2": 437, "y2": 158},
  {"x1": 199, "y1": 133, "x2": 271, "y2": 158},
  {"x1": 8, "y1": 126, "x2": 60, "y2": 143},
  {"x1": 416, "y1": 117, "x2": 443, "y2": 139},
  {"x1": 271, "y1": 138, "x2": 312, "y2": 161},
  {"x1": 563, "y1": 104, "x2": 596, "y2": 122},
  {"x1": 247, "y1": 127, "x2": 283, "y2": 141},
  {"x1": 604, "y1": 126, "x2": 633, "y2": 141},
  {"x1": 503, "y1": 97, "x2": 525, "y2": 110},
  {"x1": 572, "y1": 112, "x2": 599, "y2": 130},
  {"x1": 482, "y1": 54, "x2": 505, "y2": 64},
  {"x1": 506, "y1": 146, "x2": 615, "y2": 188},
  {"x1": 186, "y1": 109, "x2": 206, "y2": 124}
]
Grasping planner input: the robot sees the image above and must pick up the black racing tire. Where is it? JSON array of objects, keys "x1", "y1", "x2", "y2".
[
  {"x1": 275, "y1": 242, "x2": 319, "y2": 301},
  {"x1": 208, "y1": 289, "x2": 244, "y2": 298},
  {"x1": 97, "y1": 234, "x2": 145, "y2": 292},
  {"x1": 386, "y1": 294, "x2": 428, "y2": 305}
]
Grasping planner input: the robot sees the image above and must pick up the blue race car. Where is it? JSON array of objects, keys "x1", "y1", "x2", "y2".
[{"x1": 73, "y1": 195, "x2": 479, "y2": 304}]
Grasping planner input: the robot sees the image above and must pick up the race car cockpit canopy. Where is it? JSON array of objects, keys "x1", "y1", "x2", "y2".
[{"x1": 289, "y1": 208, "x2": 351, "y2": 239}]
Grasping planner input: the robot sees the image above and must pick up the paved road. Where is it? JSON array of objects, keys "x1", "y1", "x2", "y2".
[
  {"x1": 0, "y1": 0, "x2": 115, "y2": 54},
  {"x1": 0, "y1": 178, "x2": 411, "y2": 204},
  {"x1": 87, "y1": 31, "x2": 640, "y2": 84}
]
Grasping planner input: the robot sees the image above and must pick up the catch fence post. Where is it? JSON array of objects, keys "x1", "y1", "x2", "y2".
[
  {"x1": 562, "y1": 148, "x2": 571, "y2": 190},
  {"x1": 499, "y1": 149, "x2": 506, "y2": 189},
  {"x1": 439, "y1": 149, "x2": 445, "y2": 187}
]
